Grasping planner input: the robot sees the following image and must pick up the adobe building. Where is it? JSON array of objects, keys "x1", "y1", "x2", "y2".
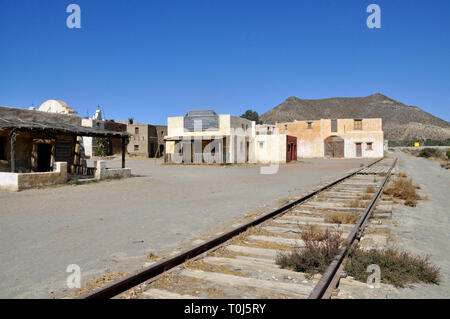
[
  {"x1": 165, "y1": 110, "x2": 254, "y2": 164},
  {"x1": 165, "y1": 110, "x2": 297, "y2": 164},
  {"x1": 275, "y1": 118, "x2": 383, "y2": 158},
  {"x1": 0, "y1": 105, "x2": 130, "y2": 191},
  {"x1": 105, "y1": 120, "x2": 128, "y2": 155},
  {"x1": 255, "y1": 124, "x2": 297, "y2": 163},
  {"x1": 154, "y1": 125, "x2": 167, "y2": 158},
  {"x1": 81, "y1": 109, "x2": 105, "y2": 158},
  {"x1": 126, "y1": 121, "x2": 158, "y2": 157}
]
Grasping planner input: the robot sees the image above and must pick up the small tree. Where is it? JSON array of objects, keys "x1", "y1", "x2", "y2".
[
  {"x1": 240, "y1": 109, "x2": 261, "y2": 123},
  {"x1": 94, "y1": 137, "x2": 109, "y2": 157}
]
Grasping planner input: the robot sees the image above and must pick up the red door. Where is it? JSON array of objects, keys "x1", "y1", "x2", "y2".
[{"x1": 286, "y1": 135, "x2": 297, "y2": 162}]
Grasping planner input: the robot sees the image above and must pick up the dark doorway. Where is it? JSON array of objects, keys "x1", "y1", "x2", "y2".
[
  {"x1": 356, "y1": 142, "x2": 362, "y2": 157},
  {"x1": 324, "y1": 136, "x2": 344, "y2": 158},
  {"x1": 37, "y1": 144, "x2": 52, "y2": 172}
]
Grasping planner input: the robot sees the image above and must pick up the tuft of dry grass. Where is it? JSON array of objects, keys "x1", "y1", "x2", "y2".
[
  {"x1": 299, "y1": 225, "x2": 329, "y2": 241},
  {"x1": 345, "y1": 247, "x2": 440, "y2": 288},
  {"x1": 358, "y1": 194, "x2": 372, "y2": 200},
  {"x1": 365, "y1": 186, "x2": 376, "y2": 193},
  {"x1": 346, "y1": 200, "x2": 367, "y2": 208},
  {"x1": 382, "y1": 176, "x2": 422, "y2": 207},
  {"x1": 324, "y1": 211, "x2": 360, "y2": 224},
  {"x1": 276, "y1": 228, "x2": 343, "y2": 278}
]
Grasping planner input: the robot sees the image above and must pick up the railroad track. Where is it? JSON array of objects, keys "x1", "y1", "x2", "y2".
[{"x1": 80, "y1": 157, "x2": 397, "y2": 299}]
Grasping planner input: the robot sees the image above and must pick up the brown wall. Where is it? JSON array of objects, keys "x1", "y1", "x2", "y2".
[
  {"x1": 105, "y1": 120, "x2": 127, "y2": 155},
  {"x1": 0, "y1": 130, "x2": 75, "y2": 172}
]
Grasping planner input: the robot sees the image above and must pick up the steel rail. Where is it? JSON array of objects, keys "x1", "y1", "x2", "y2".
[
  {"x1": 79, "y1": 158, "x2": 383, "y2": 299},
  {"x1": 308, "y1": 158, "x2": 397, "y2": 299}
]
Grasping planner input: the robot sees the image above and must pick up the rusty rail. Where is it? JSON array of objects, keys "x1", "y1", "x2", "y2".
[
  {"x1": 308, "y1": 158, "x2": 397, "y2": 299},
  {"x1": 79, "y1": 158, "x2": 383, "y2": 299}
]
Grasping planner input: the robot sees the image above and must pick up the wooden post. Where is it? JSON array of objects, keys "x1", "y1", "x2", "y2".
[
  {"x1": 10, "y1": 130, "x2": 16, "y2": 172},
  {"x1": 121, "y1": 137, "x2": 126, "y2": 168}
]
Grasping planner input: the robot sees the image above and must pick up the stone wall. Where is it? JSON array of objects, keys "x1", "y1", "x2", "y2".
[
  {"x1": 94, "y1": 160, "x2": 131, "y2": 180},
  {"x1": 0, "y1": 162, "x2": 67, "y2": 191}
]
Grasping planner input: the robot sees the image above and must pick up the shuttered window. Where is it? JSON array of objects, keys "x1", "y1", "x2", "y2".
[
  {"x1": 55, "y1": 140, "x2": 72, "y2": 163},
  {"x1": 331, "y1": 119, "x2": 337, "y2": 132}
]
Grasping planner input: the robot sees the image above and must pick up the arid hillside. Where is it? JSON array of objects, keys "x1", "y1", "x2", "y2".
[{"x1": 260, "y1": 94, "x2": 450, "y2": 140}]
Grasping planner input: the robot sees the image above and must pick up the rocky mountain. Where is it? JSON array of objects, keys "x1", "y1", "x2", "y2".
[{"x1": 260, "y1": 94, "x2": 450, "y2": 141}]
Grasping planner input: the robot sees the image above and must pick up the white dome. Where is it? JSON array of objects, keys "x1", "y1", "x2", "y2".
[{"x1": 38, "y1": 100, "x2": 76, "y2": 115}]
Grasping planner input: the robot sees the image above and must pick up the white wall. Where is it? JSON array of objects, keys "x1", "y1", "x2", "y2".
[
  {"x1": 254, "y1": 135, "x2": 286, "y2": 164},
  {"x1": 344, "y1": 132, "x2": 384, "y2": 158}
]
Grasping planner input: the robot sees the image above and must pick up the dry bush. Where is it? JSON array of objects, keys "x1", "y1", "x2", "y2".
[
  {"x1": 345, "y1": 247, "x2": 440, "y2": 288},
  {"x1": 276, "y1": 228, "x2": 343, "y2": 277},
  {"x1": 324, "y1": 212, "x2": 360, "y2": 224},
  {"x1": 382, "y1": 177, "x2": 421, "y2": 206},
  {"x1": 397, "y1": 172, "x2": 407, "y2": 178},
  {"x1": 365, "y1": 186, "x2": 376, "y2": 193},
  {"x1": 298, "y1": 225, "x2": 329, "y2": 242},
  {"x1": 346, "y1": 200, "x2": 367, "y2": 208},
  {"x1": 358, "y1": 194, "x2": 372, "y2": 200}
]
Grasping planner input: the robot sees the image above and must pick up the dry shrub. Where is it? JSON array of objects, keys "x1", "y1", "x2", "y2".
[
  {"x1": 299, "y1": 225, "x2": 329, "y2": 242},
  {"x1": 397, "y1": 172, "x2": 407, "y2": 178},
  {"x1": 365, "y1": 186, "x2": 376, "y2": 193},
  {"x1": 276, "y1": 228, "x2": 343, "y2": 277},
  {"x1": 346, "y1": 200, "x2": 367, "y2": 208},
  {"x1": 345, "y1": 247, "x2": 440, "y2": 288},
  {"x1": 358, "y1": 194, "x2": 372, "y2": 200},
  {"x1": 325, "y1": 212, "x2": 360, "y2": 224},
  {"x1": 382, "y1": 177, "x2": 421, "y2": 206}
]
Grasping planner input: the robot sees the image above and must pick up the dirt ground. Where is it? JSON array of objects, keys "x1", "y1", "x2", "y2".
[
  {"x1": 339, "y1": 150, "x2": 450, "y2": 299},
  {"x1": 388, "y1": 150, "x2": 449, "y2": 298},
  {"x1": 0, "y1": 157, "x2": 371, "y2": 298}
]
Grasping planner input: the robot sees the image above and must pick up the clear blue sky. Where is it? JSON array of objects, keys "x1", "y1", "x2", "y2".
[{"x1": 1, "y1": 0, "x2": 449, "y2": 124}]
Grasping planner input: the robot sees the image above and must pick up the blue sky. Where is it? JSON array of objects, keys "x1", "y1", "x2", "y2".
[{"x1": 0, "y1": 0, "x2": 449, "y2": 124}]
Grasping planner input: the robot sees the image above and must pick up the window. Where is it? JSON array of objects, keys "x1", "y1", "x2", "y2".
[
  {"x1": 307, "y1": 122, "x2": 312, "y2": 129},
  {"x1": 331, "y1": 119, "x2": 337, "y2": 132},
  {"x1": 0, "y1": 137, "x2": 5, "y2": 160},
  {"x1": 134, "y1": 145, "x2": 139, "y2": 151},
  {"x1": 259, "y1": 141, "x2": 264, "y2": 149},
  {"x1": 135, "y1": 127, "x2": 139, "y2": 134},
  {"x1": 354, "y1": 119, "x2": 362, "y2": 130},
  {"x1": 284, "y1": 124, "x2": 288, "y2": 131},
  {"x1": 366, "y1": 142, "x2": 373, "y2": 150}
]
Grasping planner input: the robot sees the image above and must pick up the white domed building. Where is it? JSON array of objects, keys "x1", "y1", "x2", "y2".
[{"x1": 38, "y1": 100, "x2": 77, "y2": 115}]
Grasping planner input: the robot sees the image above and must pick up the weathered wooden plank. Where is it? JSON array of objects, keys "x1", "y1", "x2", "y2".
[
  {"x1": 202, "y1": 256, "x2": 316, "y2": 282},
  {"x1": 142, "y1": 288, "x2": 199, "y2": 299},
  {"x1": 179, "y1": 269, "x2": 312, "y2": 297},
  {"x1": 247, "y1": 235, "x2": 304, "y2": 247},
  {"x1": 225, "y1": 245, "x2": 283, "y2": 258}
]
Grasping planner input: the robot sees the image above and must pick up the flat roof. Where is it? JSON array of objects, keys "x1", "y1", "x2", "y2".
[{"x1": 0, "y1": 118, "x2": 129, "y2": 138}]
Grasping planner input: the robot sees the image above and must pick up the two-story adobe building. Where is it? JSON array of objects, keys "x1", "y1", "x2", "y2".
[
  {"x1": 165, "y1": 110, "x2": 255, "y2": 164},
  {"x1": 275, "y1": 118, "x2": 383, "y2": 158}
]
